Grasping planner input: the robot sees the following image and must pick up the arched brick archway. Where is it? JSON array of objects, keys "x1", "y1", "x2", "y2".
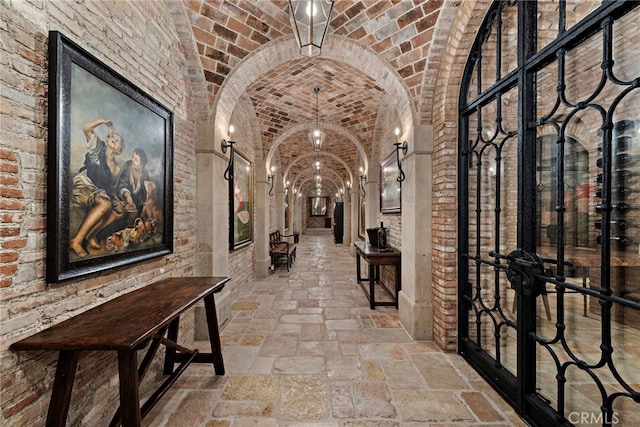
[{"x1": 429, "y1": 0, "x2": 492, "y2": 350}]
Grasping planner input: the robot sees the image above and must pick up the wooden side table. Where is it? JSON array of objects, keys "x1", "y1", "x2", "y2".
[
  {"x1": 354, "y1": 241, "x2": 401, "y2": 309},
  {"x1": 10, "y1": 276, "x2": 229, "y2": 427}
]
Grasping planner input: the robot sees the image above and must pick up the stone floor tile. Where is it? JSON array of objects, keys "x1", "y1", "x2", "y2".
[
  {"x1": 461, "y1": 391, "x2": 506, "y2": 422},
  {"x1": 352, "y1": 382, "x2": 397, "y2": 419},
  {"x1": 259, "y1": 335, "x2": 299, "y2": 356},
  {"x1": 330, "y1": 382, "x2": 356, "y2": 418},
  {"x1": 221, "y1": 376, "x2": 280, "y2": 400},
  {"x1": 411, "y1": 353, "x2": 469, "y2": 390},
  {"x1": 278, "y1": 375, "x2": 330, "y2": 421},
  {"x1": 273, "y1": 356, "x2": 326, "y2": 374},
  {"x1": 219, "y1": 346, "x2": 259, "y2": 374},
  {"x1": 165, "y1": 390, "x2": 219, "y2": 426},
  {"x1": 392, "y1": 390, "x2": 474, "y2": 423},
  {"x1": 326, "y1": 356, "x2": 362, "y2": 380}
]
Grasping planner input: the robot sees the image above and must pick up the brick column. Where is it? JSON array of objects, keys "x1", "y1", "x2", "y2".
[{"x1": 399, "y1": 124, "x2": 434, "y2": 340}]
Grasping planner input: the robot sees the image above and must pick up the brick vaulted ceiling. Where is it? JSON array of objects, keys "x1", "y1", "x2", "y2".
[{"x1": 184, "y1": 0, "x2": 444, "y2": 194}]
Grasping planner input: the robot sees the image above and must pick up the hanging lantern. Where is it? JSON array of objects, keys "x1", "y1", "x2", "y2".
[{"x1": 288, "y1": 0, "x2": 334, "y2": 57}]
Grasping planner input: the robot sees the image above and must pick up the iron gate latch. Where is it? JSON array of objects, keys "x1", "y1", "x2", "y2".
[{"x1": 505, "y1": 249, "x2": 550, "y2": 297}]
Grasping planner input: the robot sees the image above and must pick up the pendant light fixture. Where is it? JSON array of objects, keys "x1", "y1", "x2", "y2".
[
  {"x1": 309, "y1": 87, "x2": 325, "y2": 152},
  {"x1": 288, "y1": 0, "x2": 334, "y2": 57}
]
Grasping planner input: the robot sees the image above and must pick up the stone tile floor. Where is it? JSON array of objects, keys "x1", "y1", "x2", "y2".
[{"x1": 142, "y1": 230, "x2": 529, "y2": 426}]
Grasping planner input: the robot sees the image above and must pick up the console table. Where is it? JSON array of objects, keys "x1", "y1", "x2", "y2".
[
  {"x1": 354, "y1": 241, "x2": 401, "y2": 309},
  {"x1": 10, "y1": 276, "x2": 230, "y2": 427}
]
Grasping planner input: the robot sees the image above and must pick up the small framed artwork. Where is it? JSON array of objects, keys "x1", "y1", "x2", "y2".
[
  {"x1": 310, "y1": 197, "x2": 328, "y2": 216},
  {"x1": 229, "y1": 151, "x2": 253, "y2": 250},
  {"x1": 47, "y1": 31, "x2": 174, "y2": 282},
  {"x1": 380, "y1": 151, "x2": 401, "y2": 214}
]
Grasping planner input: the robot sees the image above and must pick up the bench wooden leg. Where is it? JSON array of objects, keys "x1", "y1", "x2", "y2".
[
  {"x1": 118, "y1": 350, "x2": 142, "y2": 426},
  {"x1": 204, "y1": 293, "x2": 225, "y2": 374},
  {"x1": 46, "y1": 350, "x2": 79, "y2": 427},
  {"x1": 163, "y1": 318, "x2": 179, "y2": 375}
]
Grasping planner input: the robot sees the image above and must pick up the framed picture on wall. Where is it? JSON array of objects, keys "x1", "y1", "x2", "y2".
[
  {"x1": 380, "y1": 151, "x2": 401, "y2": 213},
  {"x1": 229, "y1": 151, "x2": 253, "y2": 249},
  {"x1": 47, "y1": 31, "x2": 174, "y2": 282}
]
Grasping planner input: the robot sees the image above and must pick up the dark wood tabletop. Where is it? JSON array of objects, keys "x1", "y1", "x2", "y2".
[
  {"x1": 10, "y1": 276, "x2": 229, "y2": 352},
  {"x1": 354, "y1": 241, "x2": 401, "y2": 257}
]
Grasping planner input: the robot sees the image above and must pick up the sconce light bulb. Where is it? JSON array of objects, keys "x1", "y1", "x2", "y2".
[
  {"x1": 228, "y1": 124, "x2": 234, "y2": 139},
  {"x1": 395, "y1": 127, "x2": 400, "y2": 136},
  {"x1": 314, "y1": 129, "x2": 320, "y2": 137},
  {"x1": 315, "y1": 161, "x2": 320, "y2": 167},
  {"x1": 359, "y1": 166, "x2": 364, "y2": 174},
  {"x1": 271, "y1": 166, "x2": 276, "y2": 173}
]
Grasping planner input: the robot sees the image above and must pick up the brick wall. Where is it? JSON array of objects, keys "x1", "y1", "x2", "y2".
[
  {"x1": 0, "y1": 1, "x2": 204, "y2": 425},
  {"x1": 430, "y1": 0, "x2": 490, "y2": 351}
]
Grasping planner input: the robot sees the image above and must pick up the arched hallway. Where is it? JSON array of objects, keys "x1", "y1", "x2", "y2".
[{"x1": 142, "y1": 230, "x2": 525, "y2": 426}]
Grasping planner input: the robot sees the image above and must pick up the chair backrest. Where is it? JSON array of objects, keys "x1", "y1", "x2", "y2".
[{"x1": 269, "y1": 231, "x2": 282, "y2": 249}]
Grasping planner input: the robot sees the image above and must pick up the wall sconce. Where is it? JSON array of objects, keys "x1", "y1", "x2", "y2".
[
  {"x1": 359, "y1": 166, "x2": 367, "y2": 196},
  {"x1": 288, "y1": 0, "x2": 335, "y2": 57},
  {"x1": 394, "y1": 127, "x2": 408, "y2": 183},
  {"x1": 346, "y1": 180, "x2": 351, "y2": 201},
  {"x1": 268, "y1": 166, "x2": 275, "y2": 197},
  {"x1": 221, "y1": 125, "x2": 235, "y2": 181}
]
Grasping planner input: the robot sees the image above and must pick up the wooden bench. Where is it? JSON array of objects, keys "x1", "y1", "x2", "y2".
[
  {"x1": 269, "y1": 230, "x2": 297, "y2": 271},
  {"x1": 10, "y1": 276, "x2": 230, "y2": 427}
]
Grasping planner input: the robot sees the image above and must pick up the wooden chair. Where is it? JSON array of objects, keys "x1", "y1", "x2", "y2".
[{"x1": 269, "y1": 230, "x2": 297, "y2": 271}]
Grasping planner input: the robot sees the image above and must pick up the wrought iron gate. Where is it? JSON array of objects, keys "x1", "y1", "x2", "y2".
[{"x1": 458, "y1": 2, "x2": 640, "y2": 426}]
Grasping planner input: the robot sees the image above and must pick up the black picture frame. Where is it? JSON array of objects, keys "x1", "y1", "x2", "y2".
[
  {"x1": 229, "y1": 151, "x2": 253, "y2": 250},
  {"x1": 380, "y1": 151, "x2": 401, "y2": 213},
  {"x1": 310, "y1": 197, "x2": 328, "y2": 216},
  {"x1": 47, "y1": 31, "x2": 174, "y2": 282}
]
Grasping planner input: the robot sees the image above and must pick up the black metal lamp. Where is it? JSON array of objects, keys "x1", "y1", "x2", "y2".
[
  {"x1": 394, "y1": 127, "x2": 408, "y2": 183},
  {"x1": 345, "y1": 180, "x2": 351, "y2": 201},
  {"x1": 268, "y1": 166, "x2": 275, "y2": 197},
  {"x1": 308, "y1": 87, "x2": 325, "y2": 151},
  {"x1": 359, "y1": 166, "x2": 367, "y2": 196},
  {"x1": 221, "y1": 125, "x2": 235, "y2": 181},
  {"x1": 288, "y1": 0, "x2": 334, "y2": 58}
]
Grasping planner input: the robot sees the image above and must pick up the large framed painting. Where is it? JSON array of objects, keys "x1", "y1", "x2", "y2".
[
  {"x1": 380, "y1": 151, "x2": 401, "y2": 214},
  {"x1": 229, "y1": 151, "x2": 253, "y2": 249},
  {"x1": 47, "y1": 31, "x2": 174, "y2": 282}
]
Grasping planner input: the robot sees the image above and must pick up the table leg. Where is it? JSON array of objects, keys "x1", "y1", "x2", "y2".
[
  {"x1": 163, "y1": 318, "x2": 180, "y2": 374},
  {"x1": 204, "y1": 293, "x2": 225, "y2": 375},
  {"x1": 45, "y1": 350, "x2": 79, "y2": 427},
  {"x1": 369, "y1": 263, "x2": 376, "y2": 309},
  {"x1": 118, "y1": 350, "x2": 141, "y2": 426},
  {"x1": 396, "y1": 261, "x2": 401, "y2": 309},
  {"x1": 356, "y1": 253, "x2": 362, "y2": 282}
]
